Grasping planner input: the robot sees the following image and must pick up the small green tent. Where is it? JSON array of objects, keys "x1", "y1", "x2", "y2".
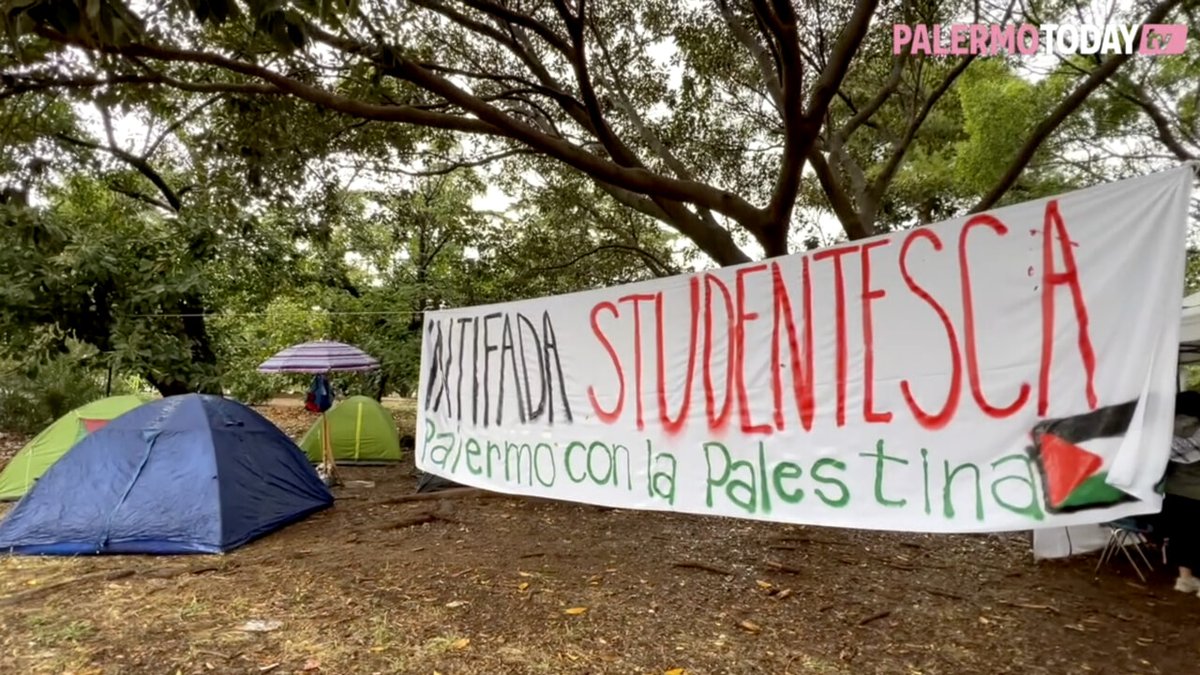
[
  {"x1": 0, "y1": 393, "x2": 155, "y2": 500},
  {"x1": 298, "y1": 396, "x2": 402, "y2": 464}
]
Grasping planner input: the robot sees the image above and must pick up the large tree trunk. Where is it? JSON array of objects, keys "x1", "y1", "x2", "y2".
[
  {"x1": 374, "y1": 372, "x2": 388, "y2": 401},
  {"x1": 148, "y1": 376, "x2": 192, "y2": 397},
  {"x1": 146, "y1": 294, "x2": 221, "y2": 397},
  {"x1": 180, "y1": 293, "x2": 220, "y2": 393}
]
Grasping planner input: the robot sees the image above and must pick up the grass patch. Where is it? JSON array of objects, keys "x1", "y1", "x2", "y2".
[{"x1": 26, "y1": 616, "x2": 95, "y2": 647}]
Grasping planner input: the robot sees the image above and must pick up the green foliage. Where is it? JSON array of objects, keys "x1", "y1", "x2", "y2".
[
  {"x1": 321, "y1": 288, "x2": 425, "y2": 398},
  {"x1": 2, "y1": 0, "x2": 144, "y2": 51},
  {"x1": 0, "y1": 175, "x2": 220, "y2": 391},
  {"x1": 954, "y1": 60, "x2": 1041, "y2": 195},
  {"x1": 488, "y1": 166, "x2": 681, "y2": 293},
  {"x1": 0, "y1": 108, "x2": 660, "y2": 404},
  {"x1": 1186, "y1": 249, "x2": 1200, "y2": 296},
  {"x1": 0, "y1": 340, "x2": 106, "y2": 434},
  {"x1": 4, "y1": 0, "x2": 1188, "y2": 263},
  {"x1": 1, "y1": 0, "x2": 1194, "y2": 412},
  {"x1": 213, "y1": 291, "x2": 341, "y2": 403}
]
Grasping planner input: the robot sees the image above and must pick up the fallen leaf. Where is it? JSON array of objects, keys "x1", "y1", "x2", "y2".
[
  {"x1": 665, "y1": 669, "x2": 688, "y2": 675},
  {"x1": 239, "y1": 620, "x2": 283, "y2": 633},
  {"x1": 775, "y1": 589, "x2": 793, "y2": 600},
  {"x1": 518, "y1": 572, "x2": 533, "y2": 577},
  {"x1": 369, "y1": 646, "x2": 385, "y2": 653},
  {"x1": 739, "y1": 620, "x2": 761, "y2": 633},
  {"x1": 445, "y1": 600, "x2": 468, "y2": 608},
  {"x1": 755, "y1": 580, "x2": 773, "y2": 590},
  {"x1": 518, "y1": 582, "x2": 530, "y2": 591},
  {"x1": 564, "y1": 607, "x2": 588, "y2": 615},
  {"x1": 451, "y1": 638, "x2": 470, "y2": 650}
]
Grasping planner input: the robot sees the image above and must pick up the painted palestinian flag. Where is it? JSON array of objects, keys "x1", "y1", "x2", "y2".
[{"x1": 1027, "y1": 399, "x2": 1140, "y2": 514}]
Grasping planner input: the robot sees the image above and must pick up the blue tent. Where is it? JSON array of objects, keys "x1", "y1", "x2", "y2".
[{"x1": 0, "y1": 394, "x2": 334, "y2": 555}]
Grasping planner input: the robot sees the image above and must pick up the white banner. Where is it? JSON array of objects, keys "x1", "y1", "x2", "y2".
[{"x1": 416, "y1": 167, "x2": 1194, "y2": 533}]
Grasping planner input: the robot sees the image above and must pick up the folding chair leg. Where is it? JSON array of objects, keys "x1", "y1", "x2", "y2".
[
  {"x1": 1118, "y1": 542, "x2": 1148, "y2": 583},
  {"x1": 1095, "y1": 532, "x2": 1119, "y2": 576},
  {"x1": 1107, "y1": 531, "x2": 1150, "y2": 583},
  {"x1": 1095, "y1": 525, "x2": 1159, "y2": 583},
  {"x1": 1132, "y1": 537, "x2": 1154, "y2": 572}
]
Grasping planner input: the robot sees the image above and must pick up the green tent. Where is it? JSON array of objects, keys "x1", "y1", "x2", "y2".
[
  {"x1": 0, "y1": 393, "x2": 155, "y2": 500},
  {"x1": 298, "y1": 396, "x2": 402, "y2": 464}
]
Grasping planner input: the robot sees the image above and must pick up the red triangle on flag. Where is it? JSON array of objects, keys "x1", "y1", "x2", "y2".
[
  {"x1": 81, "y1": 418, "x2": 110, "y2": 434},
  {"x1": 1040, "y1": 433, "x2": 1104, "y2": 507}
]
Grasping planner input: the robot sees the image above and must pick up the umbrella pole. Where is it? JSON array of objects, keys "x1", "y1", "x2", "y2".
[{"x1": 322, "y1": 411, "x2": 340, "y2": 486}]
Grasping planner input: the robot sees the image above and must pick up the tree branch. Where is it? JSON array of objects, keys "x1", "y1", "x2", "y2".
[
  {"x1": 590, "y1": 24, "x2": 693, "y2": 181},
  {"x1": 405, "y1": 0, "x2": 591, "y2": 129},
  {"x1": 593, "y1": 180, "x2": 673, "y2": 221},
  {"x1": 807, "y1": 149, "x2": 868, "y2": 240},
  {"x1": 594, "y1": 182, "x2": 752, "y2": 265},
  {"x1": 764, "y1": 0, "x2": 879, "y2": 253},
  {"x1": 553, "y1": 0, "x2": 642, "y2": 168},
  {"x1": 970, "y1": 0, "x2": 1185, "y2": 213},
  {"x1": 861, "y1": 54, "x2": 976, "y2": 227},
  {"x1": 802, "y1": 0, "x2": 880, "y2": 126},
  {"x1": 53, "y1": 25, "x2": 760, "y2": 233},
  {"x1": 588, "y1": 23, "x2": 734, "y2": 244},
  {"x1": 97, "y1": 100, "x2": 118, "y2": 148},
  {"x1": 0, "y1": 72, "x2": 279, "y2": 102},
  {"x1": 35, "y1": 28, "x2": 500, "y2": 135},
  {"x1": 839, "y1": 51, "x2": 906, "y2": 141},
  {"x1": 54, "y1": 132, "x2": 183, "y2": 211},
  {"x1": 145, "y1": 94, "x2": 221, "y2": 157},
  {"x1": 106, "y1": 184, "x2": 173, "y2": 211},
  {"x1": 460, "y1": 0, "x2": 572, "y2": 54},
  {"x1": 1107, "y1": 76, "x2": 1197, "y2": 161},
  {"x1": 387, "y1": 148, "x2": 535, "y2": 176},
  {"x1": 298, "y1": 27, "x2": 767, "y2": 230},
  {"x1": 526, "y1": 243, "x2": 675, "y2": 278},
  {"x1": 751, "y1": 0, "x2": 806, "y2": 243},
  {"x1": 718, "y1": 0, "x2": 784, "y2": 113}
]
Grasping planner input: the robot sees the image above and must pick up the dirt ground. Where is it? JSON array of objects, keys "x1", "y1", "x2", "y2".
[{"x1": 0, "y1": 403, "x2": 1197, "y2": 675}]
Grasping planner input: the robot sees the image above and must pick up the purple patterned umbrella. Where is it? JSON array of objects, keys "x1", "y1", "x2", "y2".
[
  {"x1": 257, "y1": 340, "x2": 380, "y2": 374},
  {"x1": 258, "y1": 340, "x2": 379, "y2": 488}
]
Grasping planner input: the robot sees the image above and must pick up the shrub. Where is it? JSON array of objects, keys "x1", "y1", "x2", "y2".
[{"x1": 0, "y1": 355, "x2": 106, "y2": 434}]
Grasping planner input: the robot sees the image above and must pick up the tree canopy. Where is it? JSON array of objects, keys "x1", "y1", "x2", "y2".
[
  {"x1": 1, "y1": 0, "x2": 1198, "y2": 413},
  {"x1": 2, "y1": 0, "x2": 1191, "y2": 265}
]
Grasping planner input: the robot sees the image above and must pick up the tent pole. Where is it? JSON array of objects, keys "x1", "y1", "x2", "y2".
[{"x1": 354, "y1": 401, "x2": 363, "y2": 462}]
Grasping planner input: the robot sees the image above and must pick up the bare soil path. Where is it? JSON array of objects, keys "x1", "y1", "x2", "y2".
[{"x1": 0, "y1": 404, "x2": 1195, "y2": 674}]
